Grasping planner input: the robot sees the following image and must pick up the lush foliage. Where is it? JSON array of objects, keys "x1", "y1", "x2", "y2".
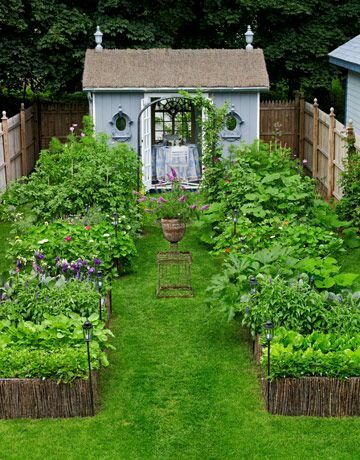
[
  {"x1": 0, "y1": 117, "x2": 141, "y2": 226},
  {"x1": 337, "y1": 130, "x2": 360, "y2": 227},
  {"x1": 2, "y1": 0, "x2": 359, "y2": 111},
  {"x1": 7, "y1": 216, "x2": 137, "y2": 275},
  {"x1": 203, "y1": 142, "x2": 360, "y2": 381},
  {"x1": 0, "y1": 120, "x2": 142, "y2": 382},
  {"x1": 241, "y1": 277, "x2": 360, "y2": 336},
  {"x1": 0, "y1": 273, "x2": 99, "y2": 323},
  {"x1": 265, "y1": 328, "x2": 360, "y2": 378},
  {"x1": 0, "y1": 313, "x2": 113, "y2": 382}
]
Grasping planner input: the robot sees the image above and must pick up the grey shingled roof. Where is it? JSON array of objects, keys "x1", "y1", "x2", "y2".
[
  {"x1": 329, "y1": 35, "x2": 360, "y2": 73},
  {"x1": 83, "y1": 48, "x2": 269, "y2": 90}
]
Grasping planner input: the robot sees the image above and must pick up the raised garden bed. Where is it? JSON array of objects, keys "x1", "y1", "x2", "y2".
[
  {"x1": 0, "y1": 372, "x2": 99, "y2": 419},
  {"x1": 261, "y1": 377, "x2": 360, "y2": 417}
]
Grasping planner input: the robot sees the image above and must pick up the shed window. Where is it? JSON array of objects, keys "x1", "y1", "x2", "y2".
[{"x1": 116, "y1": 115, "x2": 127, "y2": 132}]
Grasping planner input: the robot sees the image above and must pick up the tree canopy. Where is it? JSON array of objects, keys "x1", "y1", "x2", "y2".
[{"x1": 1, "y1": 0, "x2": 359, "y2": 100}]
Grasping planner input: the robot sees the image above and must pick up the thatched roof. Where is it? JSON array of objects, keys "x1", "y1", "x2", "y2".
[{"x1": 83, "y1": 48, "x2": 269, "y2": 90}]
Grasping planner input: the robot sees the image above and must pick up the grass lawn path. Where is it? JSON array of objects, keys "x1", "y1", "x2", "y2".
[{"x1": 0, "y1": 224, "x2": 359, "y2": 459}]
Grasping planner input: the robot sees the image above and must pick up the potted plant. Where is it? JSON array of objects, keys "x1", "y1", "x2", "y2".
[{"x1": 137, "y1": 168, "x2": 208, "y2": 243}]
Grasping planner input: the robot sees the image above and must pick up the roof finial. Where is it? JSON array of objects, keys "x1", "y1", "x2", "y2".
[
  {"x1": 94, "y1": 26, "x2": 103, "y2": 52},
  {"x1": 245, "y1": 25, "x2": 254, "y2": 51}
]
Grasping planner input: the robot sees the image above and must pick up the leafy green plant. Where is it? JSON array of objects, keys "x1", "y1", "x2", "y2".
[
  {"x1": 0, "y1": 313, "x2": 114, "y2": 382},
  {"x1": 264, "y1": 328, "x2": 360, "y2": 378},
  {"x1": 0, "y1": 273, "x2": 99, "y2": 323},
  {"x1": 241, "y1": 278, "x2": 360, "y2": 336}
]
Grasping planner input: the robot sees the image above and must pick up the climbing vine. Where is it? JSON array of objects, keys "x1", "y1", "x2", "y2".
[
  {"x1": 180, "y1": 90, "x2": 229, "y2": 202},
  {"x1": 337, "y1": 124, "x2": 360, "y2": 227}
]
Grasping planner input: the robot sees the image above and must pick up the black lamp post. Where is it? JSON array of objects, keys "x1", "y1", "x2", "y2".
[
  {"x1": 96, "y1": 270, "x2": 103, "y2": 321},
  {"x1": 113, "y1": 212, "x2": 120, "y2": 275},
  {"x1": 232, "y1": 208, "x2": 239, "y2": 236},
  {"x1": 264, "y1": 320, "x2": 274, "y2": 412},
  {"x1": 82, "y1": 320, "x2": 94, "y2": 416}
]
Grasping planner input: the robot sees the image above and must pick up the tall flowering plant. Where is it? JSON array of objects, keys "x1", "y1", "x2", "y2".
[{"x1": 136, "y1": 169, "x2": 209, "y2": 222}]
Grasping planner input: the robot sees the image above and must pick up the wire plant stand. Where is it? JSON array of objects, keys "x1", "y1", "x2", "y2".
[{"x1": 156, "y1": 249, "x2": 193, "y2": 298}]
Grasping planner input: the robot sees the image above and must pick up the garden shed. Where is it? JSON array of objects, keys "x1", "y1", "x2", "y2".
[
  {"x1": 82, "y1": 27, "x2": 269, "y2": 190},
  {"x1": 329, "y1": 34, "x2": 360, "y2": 133}
]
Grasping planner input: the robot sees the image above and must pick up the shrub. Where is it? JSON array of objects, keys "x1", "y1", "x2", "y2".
[
  {"x1": 241, "y1": 278, "x2": 360, "y2": 336},
  {"x1": 0, "y1": 117, "x2": 141, "y2": 226}
]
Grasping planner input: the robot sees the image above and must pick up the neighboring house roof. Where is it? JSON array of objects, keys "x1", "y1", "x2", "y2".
[
  {"x1": 82, "y1": 48, "x2": 269, "y2": 90},
  {"x1": 329, "y1": 35, "x2": 360, "y2": 73}
]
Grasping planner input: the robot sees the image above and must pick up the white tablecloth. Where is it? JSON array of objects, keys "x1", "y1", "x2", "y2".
[{"x1": 152, "y1": 144, "x2": 200, "y2": 182}]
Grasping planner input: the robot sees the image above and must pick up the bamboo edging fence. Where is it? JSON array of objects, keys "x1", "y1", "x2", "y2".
[
  {"x1": 0, "y1": 373, "x2": 99, "y2": 419},
  {"x1": 262, "y1": 377, "x2": 360, "y2": 417},
  {"x1": 252, "y1": 335, "x2": 360, "y2": 417}
]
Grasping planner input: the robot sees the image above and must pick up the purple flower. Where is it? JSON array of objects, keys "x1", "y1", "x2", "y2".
[
  {"x1": 94, "y1": 258, "x2": 102, "y2": 266},
  {"x1": 302, "y1": 159, "x2": 308, "y2": 165},
  {"x1": 132, "y1": 190, "x2": 141, "y2": 196},
  {"x1": 16, "y1": 259, "x2": 23, "y2": 269},
  {"x1": 45, "y1": 295, "x2": 49, "y2": 302},
  {"x1": 190, "y1": 204, "x2": 197, "y2": 210},
  {"x1": 55, "y1": 256, "x2": 60, "y2": 263},
  {"x1": 61, "y1": 262, "x2": 68, "y2": 272},
  {"x1": 150, "y1": 197, "x2": 157, "y2": 202},
  {"x1": 157, "y1": 196, "x2": 168, "y2": 204},
  {"x1": 167, "y1": 167, "x2": 178, "y2": 182},
  {"x1": 34, "y1": 251, "x2": 45, "y2": 260},
  {"x1": 138, "y1": 196, "x2": 147, "y2": 203},
  {"x1": 200, "y1": 205, "x2": 210, "y2": 212},
  {"x1": 88, "y1": 267, "x2": 95, "y2": 275},
  {"x1": 178, "y1": 195, "x2": 186, "y2": 202}
]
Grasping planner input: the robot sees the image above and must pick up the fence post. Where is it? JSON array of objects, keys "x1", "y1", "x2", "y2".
[
  {"x1": 327, "y1": 107, "x2": 335, "y2": 200},
  {"x1": 1, "y1": 111, "x2": 10, "y2": 185},
  {"x1": 20, "y1": 103, "x2": 28, "y2": 176},
  {"x1": 32, "y1": 99, "x2": 41, "y2": 159},
  {"x1": 312, "y1": 98, "x2": 319, "y2": 178},
  {"x1": 298, "y1": 92, "x2": 305, "y2": 161},
  {"x1": 346, "y1": 119, "x2": 355, "y2": 146}
]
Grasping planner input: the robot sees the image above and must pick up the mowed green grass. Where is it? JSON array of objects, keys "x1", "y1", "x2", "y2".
[{"x1": 0, "y1": 223, "x2": 359, "y2": 459}]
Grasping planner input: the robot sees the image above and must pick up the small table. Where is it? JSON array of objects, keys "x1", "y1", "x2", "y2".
[{"x1": 156, "y1": 251, "x2": 193, "y2": 298}]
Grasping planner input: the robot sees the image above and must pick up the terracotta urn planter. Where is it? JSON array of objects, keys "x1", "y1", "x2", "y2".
[{"x1": 160, "y1": 218, "x2": 186, "y2": 243}]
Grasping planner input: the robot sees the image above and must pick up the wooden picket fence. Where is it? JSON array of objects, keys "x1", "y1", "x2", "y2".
[
  {"x1": 0, "y1": 101, "x2": 88, "y2": 190},
  {"x1": 0, "y1": 104, "x2": 39, "y2": 190},
  {"x1": 260, "y1": 95, "x2": 360, "y2": 200},
  {"x1": 1, "y1": 98, "x2": 358, "y2": 200},
  {"x1": 302, "y1": 100, "x2": 360, "y2": 200}
]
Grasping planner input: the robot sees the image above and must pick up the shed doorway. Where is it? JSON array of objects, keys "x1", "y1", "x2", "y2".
[{"x1": 140, "y1": 95, "x2": 202, "y2": 191}]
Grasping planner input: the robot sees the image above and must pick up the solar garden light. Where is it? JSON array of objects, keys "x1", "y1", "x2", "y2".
[
  {"x1": 82, "y1": 320, "x2": 94, "y2": 416},
  {"x1": 232, "y1": 208, "x2": 239, "y2": 236},
  {"x1": 264, "y1": 320, "x2": 274, "y2": 412},
  {"x1": 96, "y1": 270, "x2": 103, "y2": 321},
  {"x1": 249, "y1": 275, "x2": 258, "y2": 293},
  {"x1": 113, "y1": 212, "x2": 120, "y2": 275}
]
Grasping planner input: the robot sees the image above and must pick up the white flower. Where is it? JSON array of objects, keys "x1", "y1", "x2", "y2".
[
  {"x1": 270, "y1": 235, "x2": 276, "y2": 239},
  {"x1": 278, "y1": 226, "x2": 283, "y2": 230},
  {"x1": 102, "y1": 233, "x2": 110, "y2": 237},
  {"x1": 38, "y1": 239, "x2": 49, "y2": 244}
]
